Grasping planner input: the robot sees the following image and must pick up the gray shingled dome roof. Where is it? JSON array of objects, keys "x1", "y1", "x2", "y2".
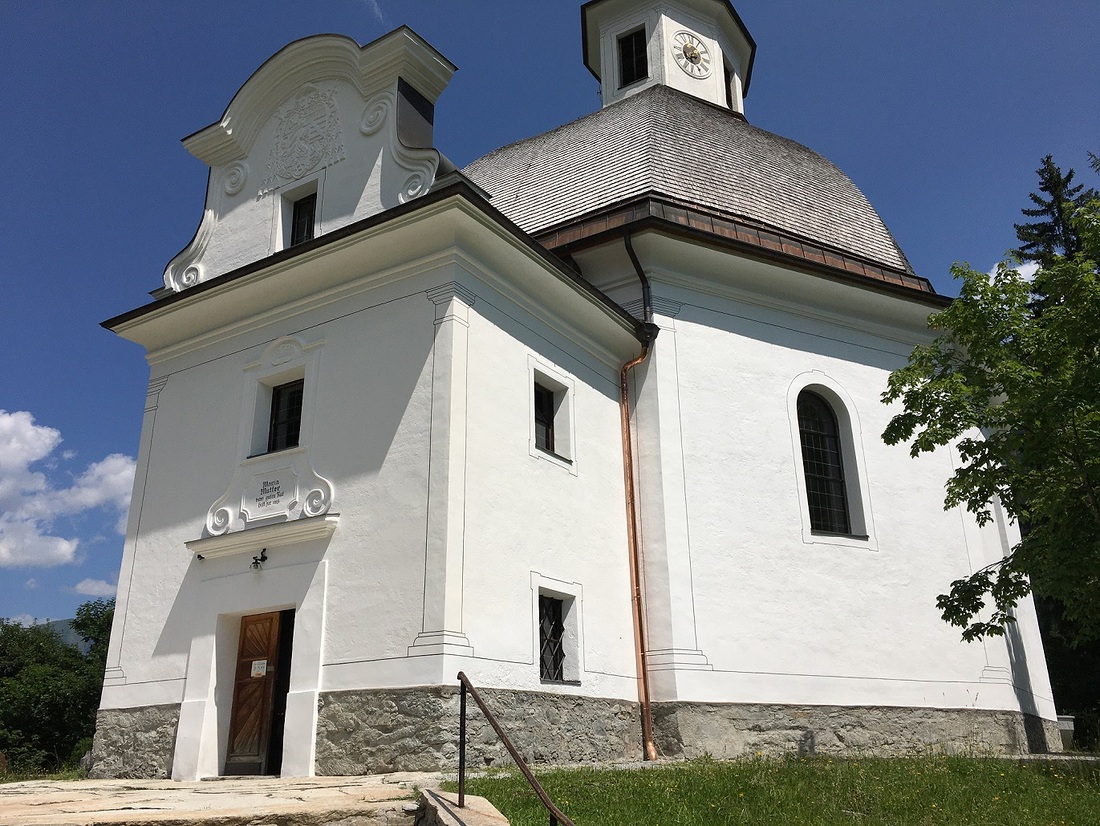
[{"x1": 463, "y1": 85, "x2": 914, "y2": 275}]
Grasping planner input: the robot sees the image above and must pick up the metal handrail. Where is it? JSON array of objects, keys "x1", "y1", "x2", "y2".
[{"x1": 456, "y1": 671, "x2": 576, "y2": 826}]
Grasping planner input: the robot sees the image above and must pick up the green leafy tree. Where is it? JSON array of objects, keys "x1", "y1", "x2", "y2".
[
  {"x1": 1013, "y1": 155, "x2": 1097, "y2": 267},
  {"x1": 0, "y1": 599, "x2": 114, "y2": 774},
  {"x1": 883, "y1": 173, "x2": 1100, "y2": 644},
  {"x1": 72, "y1": 598, "x2": 114, "y2": 675}
]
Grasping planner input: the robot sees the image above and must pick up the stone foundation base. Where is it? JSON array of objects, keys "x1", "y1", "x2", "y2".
[
  {"x1": 88, "y1": 704, "x2": 181, "y2": 779},
  {"x1": 314, "y1": 686, "x2": 643, "y2": 774},
  {"x1": 85, "y1": 692, "x2": 1060, "y2": 778},
  {"x1": 652, "y1": 702, "x2": 1062, "y2": 759}
]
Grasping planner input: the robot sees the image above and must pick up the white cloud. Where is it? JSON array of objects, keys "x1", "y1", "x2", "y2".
[
  {"x1": 73, "y1": 578, "x2": 117, "y2": 597},
  {"x1": 364, "y1": 0, "x2": 385, "y2": 24},
  {"x1": 0, "y1": 410, "x2": 59, "y2": 508},
  {"x1": 1017, "y1": 261, "x2": 1040, "y2": 281},
  {"x1": 7, "y1": 614, "x2": 38, "y2": 627},
  {"x1": 24, "y1": 578, "x2": 38, "y2": 590},
  {"x1": 0, "y1": 410, "x2": 135, "y2": 569},
  {"x1": 45, "y1": 453, "x2": 136, "y2": 514},
  {"x1": 988, "y1": 260, "x2": 1040, "y2": 282},
  {"x1": 0, "y1": 516, "x2": 80, "y2": 567}
]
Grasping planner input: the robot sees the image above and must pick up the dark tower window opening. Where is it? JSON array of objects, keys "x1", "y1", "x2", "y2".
[
  {"x1": 290, "y1": 193, "x2": 317, "y2": 247},
  {"x1": 618, "y1": 28, "x2": 648, "y2": 88}
]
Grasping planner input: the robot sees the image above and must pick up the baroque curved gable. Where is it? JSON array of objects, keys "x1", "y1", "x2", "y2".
[{"x1": 163, "y1": 29, "x2": 456, "y2": 293}]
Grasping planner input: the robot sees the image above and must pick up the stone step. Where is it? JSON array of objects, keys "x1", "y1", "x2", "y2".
[
  {"x1": 0, "y1": 775, "x2": 433, "y2": 826},
  {"x1": 415, "y1": 790, "x2": 510, "y2": 826}
]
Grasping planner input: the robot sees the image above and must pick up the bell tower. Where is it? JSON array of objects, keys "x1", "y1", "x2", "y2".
[{"x1": 581, "y1": 0, "x2": 756, "y2": 114}]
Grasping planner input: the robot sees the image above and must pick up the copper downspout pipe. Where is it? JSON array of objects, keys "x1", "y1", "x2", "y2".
[
  {"x1": 571, "y1": 231, "x2": 658, "y2": 761},
  {"x1": 620, "y1": 231, "x2": 659, "y2": 761},
  {"x1": 620, "y1": 339, "x2": 658, "y2": 762}
]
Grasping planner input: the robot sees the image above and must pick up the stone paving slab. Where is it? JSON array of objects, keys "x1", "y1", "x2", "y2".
[
  {"x1": 416, "y1": 790, "x2": 509, "y2": 826},
  {"x1": 0, "y1": 773, "x2": 444, "y2": 826}
]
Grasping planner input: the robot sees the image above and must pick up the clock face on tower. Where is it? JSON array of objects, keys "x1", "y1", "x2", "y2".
[{"x1": 671, "y1": 30, "x2": 712, "y2": 79}]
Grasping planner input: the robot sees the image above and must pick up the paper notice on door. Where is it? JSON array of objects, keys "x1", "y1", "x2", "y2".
[{"x1": 251, "y1": 659, "x2": 268, "y2": 678}]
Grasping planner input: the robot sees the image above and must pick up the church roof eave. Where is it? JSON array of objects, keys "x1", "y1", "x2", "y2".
[
  {"x1": 103, "y1": 180, "x2": 648, "y2": 362},
  {"x1": 534, "y1": 193, "x2": 944, "y2": 306}
]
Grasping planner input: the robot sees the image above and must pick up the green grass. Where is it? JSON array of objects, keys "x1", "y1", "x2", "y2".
[
  {"x1": 0, "y1": 767, "x2": 86, "y2": 784},
  {"x1": 447, "y1": 756, "x2": 1100, "y2": 825}
]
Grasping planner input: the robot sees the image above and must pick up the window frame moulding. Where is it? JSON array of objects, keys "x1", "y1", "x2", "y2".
[
  {"x1": 531, "y1": 571, "x2": 584, "y2": 685},
  {"x1": 204, "y1": 335, "x2": 334, "y2": 537},
  {"x1": 786, "y1": 370, "x2": 878, "y2": 551},
  {"x1": 528, "y1": 355, "x2": 578, "y2": 475}
]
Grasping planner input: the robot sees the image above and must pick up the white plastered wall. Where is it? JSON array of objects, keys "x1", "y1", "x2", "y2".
[
  {"x1": 622, "y1": 243, "x2": 1056, "y2": 723},
  {"x1": 104, "y1": 232, "x2": 646, "y2": 778},
  {"x1": 455, "y1": 278, "x2": 639, "y2": 700}
]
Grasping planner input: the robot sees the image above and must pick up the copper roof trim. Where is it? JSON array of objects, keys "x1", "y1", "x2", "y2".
[{"x1": 536, "y1": 196, "x2": 938, "y2": 297}]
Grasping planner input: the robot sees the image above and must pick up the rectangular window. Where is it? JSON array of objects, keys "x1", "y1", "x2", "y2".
[
  {"x1": 529, "y1": 361, "x2": 575, "y2": 470},
  {"x1": 533, "y1": 382, "x2": 556, "y2": 454},
  {"x1": 539, "y1": 595, "x2": 565, "y2": 682},
  {"x1": 290, "y1": 193, "x2": 317, "y2": 247},
  {"x1": 268, "y1": 379, "x2": 304, "y2": 453},
  {"x1": 618, "y1": 28, "x2": 648, "y2": 88}
]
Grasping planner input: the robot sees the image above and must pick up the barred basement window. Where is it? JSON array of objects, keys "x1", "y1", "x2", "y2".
[
  {"x1": 618, "y1": 28, "x2": 648, "y2": 88},
  {"x1": 268, "y1": 379, "x2": 304, "y2": 453},
  {"x1": 539, "y1": 595, "x2": 565, "y2": 682},
  {"x1": 797, "y1": 390, "x2": 850, "y2": 534}
]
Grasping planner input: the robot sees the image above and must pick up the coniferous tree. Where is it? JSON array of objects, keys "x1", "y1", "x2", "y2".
[{"x1": 1013, "y1": 155, "x2": 1097, "y2": 267}]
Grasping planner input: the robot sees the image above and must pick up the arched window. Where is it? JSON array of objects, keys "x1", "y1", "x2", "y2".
[{"x1": 797, "y1": 390, "x2": 850, "y2": 534}]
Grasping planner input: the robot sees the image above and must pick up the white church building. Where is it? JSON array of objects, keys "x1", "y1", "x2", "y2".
[{"x1": 92, "y1": 0, "x2": 1059, "y2": 779}]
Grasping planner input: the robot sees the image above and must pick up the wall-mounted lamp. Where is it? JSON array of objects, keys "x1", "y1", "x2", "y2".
[{"x1": 251, "y1": 548, "x2": 268, "y2": 571}]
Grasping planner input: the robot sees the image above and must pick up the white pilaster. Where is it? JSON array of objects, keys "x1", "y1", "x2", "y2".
[
  {"x1": 409, "y1": 283, "x2": 476, "y2": 656},
  {"x1": 102, "y1": 375, "x2": 169, "y2": 690},
  {"x1": 633, "y1": 303, "x2": 711, "y2": 700}
]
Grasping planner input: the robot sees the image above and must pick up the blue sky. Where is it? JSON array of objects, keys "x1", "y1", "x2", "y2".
[{"x1": 1, "y1": 1, "x2": 1097, "y2": 624}]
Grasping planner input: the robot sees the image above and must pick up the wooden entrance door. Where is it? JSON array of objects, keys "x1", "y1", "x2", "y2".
[{"x1": 224, "y1": 610, "x2": 294, "y2": 775}]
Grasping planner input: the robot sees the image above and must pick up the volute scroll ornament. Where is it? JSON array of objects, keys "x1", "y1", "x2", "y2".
[
  {"x1": 208, "y1": 506, "x2": 234, "y2": 538},
  {"x1": 360, "y1": 92, "x2": 392, "y2": 136},
  {"x1": 304, "y1": 486, "x2": 332, "y2": 518},
  {"x1": 402, "y1": 170, "x2": 431, "y2": 202},
  {"x1": 165, "y1": 209, "x2": 216, "y2": 292},
  {"x1": 222, "y1": 162, "x2": 249, "y2": 196}
]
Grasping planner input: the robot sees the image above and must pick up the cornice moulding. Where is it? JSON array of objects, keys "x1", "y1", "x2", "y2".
[
  {"x1": 112, "y1": 192, "x2": 645, "y2": 367},
  {"x1": 186, "y1": 514, "x2": 339, "y2": 559},
  {"x1": 648, "y1": 263, "x2": 932, "y2": 350}
]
